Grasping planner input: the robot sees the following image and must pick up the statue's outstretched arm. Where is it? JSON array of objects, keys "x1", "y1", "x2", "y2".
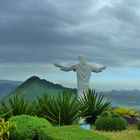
[
  {"x1": 91, "y1": 65, "x2": 106, "y2": 73},
  {"x1": 54, "y1": 63, "x2": 76, "y2": 72}
]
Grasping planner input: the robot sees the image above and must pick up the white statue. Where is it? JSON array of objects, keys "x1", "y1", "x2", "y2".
[{"x1": 54, "y1": 54, "x2": 106, "y2": 97}]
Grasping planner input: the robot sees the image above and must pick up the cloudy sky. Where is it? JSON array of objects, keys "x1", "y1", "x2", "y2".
[{"x1": 0, "y1": 0, "x2": 140, "y2": 90}]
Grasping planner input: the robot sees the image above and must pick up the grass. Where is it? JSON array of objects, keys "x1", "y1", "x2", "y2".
[
  {"x1": 95, "y1": 125, "x2": 140, "y2": 140},
  {"x1": 39, "y1": 125, "x2": 111, "y2": 140},
  {"x1": 39, "y1": 124, "x2": 140, "y2": 140}
]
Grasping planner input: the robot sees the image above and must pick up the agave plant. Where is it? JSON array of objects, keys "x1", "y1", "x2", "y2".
[
  {"x1": 0, "y1": 95, "x2": 35, "y2": 118},
  {"x1": 78, "y1": 89, "x2": 112, "y2": 124},
  {"x1": 35, "y1": 93, "x2": 54, "y2": 117},
  {"x1": 36, "y1": 92, "x2": 82, "y2": 125}
]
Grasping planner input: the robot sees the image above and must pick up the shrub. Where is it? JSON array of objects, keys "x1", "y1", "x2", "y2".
[
  {"x1": 0, "y1": 95, "x2": 35, "y2": 118},
  {"x1": 0, "y1": 118, "x2": 15, "y2": 139},
  {"x1": 95, "y1": 112, "x2": 127, "y2": 131},
  {"x1": 79, "y1": 89, "x2": 112, "y2": 124},
  {"x1": 112, "y1": 113, "x2": 120, "y2": 118},
  {"x1": 10, "y1": 115, "x2": 52, "y2": 140},
  {"x1": 110, "y1": 107, "x2": 140, "y2": 125},
  {"x1": 113, "y1": 107, "x2": 139, "y2": 117},
  {"x1": 36, "y1": 92, "x2": 82, "y2": 125},
  {"x1": 39, "y1": 125, "x2": 111, "y2": 140},
  {"x1": 101, "y1": 111, "x2": 111, "y2": 117},
  {"x1": 137, "y1": 121, "x2": 140, "y2": 130}
]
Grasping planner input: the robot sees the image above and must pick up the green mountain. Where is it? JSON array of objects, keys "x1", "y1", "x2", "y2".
[{"x1": 3, "y1": 76, "x2": 77, "y2": 100}]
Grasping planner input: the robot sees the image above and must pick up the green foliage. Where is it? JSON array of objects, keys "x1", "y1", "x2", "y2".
[
  {"x1": 96, "y1": 125, "x2": 140, "y2": 140},
  {"x1": 95, "y1": 112, "x2": 127, "y2": 131},
  {"x1": 5, "y1": 76, "x2": 76, "y2": 100},
  {"x1": 137, "y1": 121, "x2": 140, "y2": 130},
  {"x1": 0, "y1": 95, "x2": 35, "y2": 118},
  {"x1": 0, "y1": 118, "x2": 15, "y2": 140},
  {"x1": 113, "y1": 107, "x2": 139, "y2": 117},
  {"x1": 35, "y1": 93, "x2": 53, "y2": 117},
  {"x1": 101, "y1": 111, "x2": 111, "y2": 117},
  {"x1": 79, "y1": 89, "x2": 112, "y2": 124},
  {"x1": 112, "y1": 113, "x2": 120, "y2": 118},
  {"x1": 39, "y1": 125, "x2": 111, "y2": 140},
  {"x1": 10, "y1": 115, "x2": 52, "y2": 140},
  {"x1": 36, "y1": 92, "x2": 82, "y2": 125}
]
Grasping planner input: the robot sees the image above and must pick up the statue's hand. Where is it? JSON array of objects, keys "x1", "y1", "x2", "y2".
[
  {"x1": 102, "y1": 65, "x2": 107, "y2": 70},
  {"x1": 54, "y1": 63, "x2": 61, "y2": 68}
]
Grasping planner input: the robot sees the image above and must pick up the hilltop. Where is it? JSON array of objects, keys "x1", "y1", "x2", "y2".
[{"x1": 3, "y1": 76, "x2": 77, "y2": 100}]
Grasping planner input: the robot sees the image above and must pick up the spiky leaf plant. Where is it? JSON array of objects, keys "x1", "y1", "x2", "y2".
[
  {"x1": 37, "y1": 92, "x2": 82, "y2": 125},
  {"x1": 35, "y1": 93, "x2": 54, "y2": 117},
  {"x1": 78, "y1": 89, "x2": 112, "y2": 124},
  {"x1": 0, "y1": 95, "x2": 35, "y2": 118}
]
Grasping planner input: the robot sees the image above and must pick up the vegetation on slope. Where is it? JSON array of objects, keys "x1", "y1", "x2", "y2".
[{"x1": 39, "y1": 125, "x2": 111, "y2": 140}]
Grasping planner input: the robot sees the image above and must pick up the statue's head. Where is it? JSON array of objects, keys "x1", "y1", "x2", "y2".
[{"x1": 78, "y1": 54, "x2": 86, "y2": 63}]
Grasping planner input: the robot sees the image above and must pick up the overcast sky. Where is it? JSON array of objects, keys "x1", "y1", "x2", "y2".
[{"x1": 0, "y1": 0, "x2": 140, "y2": 90}]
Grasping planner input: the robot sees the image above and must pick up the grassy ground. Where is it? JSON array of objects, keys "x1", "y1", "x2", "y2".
[
  {"x1": 95, "y1": 125, "x2": 140, "y2": 140},
  {"x1": 39, "y1": 125, "x2": 111, "y2": 140},
  {"x1": 39, "y1": 125, "x2": 140, "y2": 140}
]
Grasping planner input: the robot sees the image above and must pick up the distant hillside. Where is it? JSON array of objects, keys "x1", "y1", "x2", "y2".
[
  {"x1": 0, "y1": 83, "x2": 18, "y2": 99},
  {"x1": 103, "y1": 89, "x2": 140, "y2": 111},
  {"x1": 2, "y1": 77, "x2": 140, "y2": 111},
  {"x1": 0, "y1": 80, "x2": 21, "y2": 85},
  {"x1": 3, "y1": 76, "x2": 77, "y2": 100},
  {"x1": 0, "y1": 80, "x2": 22, "y2": 99}
]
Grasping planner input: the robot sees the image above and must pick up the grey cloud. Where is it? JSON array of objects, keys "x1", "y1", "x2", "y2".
[{"x1": 0, "y1": 0, "x2": 140, "y2": 67}]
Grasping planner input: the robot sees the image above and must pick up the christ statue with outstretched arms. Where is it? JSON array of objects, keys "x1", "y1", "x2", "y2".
[{"x1": 54, "y1": 55, "x2": 106, "y2": 97}]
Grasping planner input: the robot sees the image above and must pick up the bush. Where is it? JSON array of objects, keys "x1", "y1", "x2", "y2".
[
  {"x1": 79, "y1": 89, "x2": 112, "y2": 124},
  {"x1": 113, "y1": 107, "x2": 139, "y2": 117},
  {"x1": 10, "y1": 115, "x2": 52, "y2": 140},
  {"x1": 101, "y1": 111, "x2": 111, "y2": 117},
  {"x1": 137, "y1": 121, "x2": 140, "y2": 130},
  {"x1": 36, "y1": 92, "x2": 82, "y2": 125},
  {"x1": 95, "y1": 112, "x2": 127, "y2": 131},
  {"x1": 39, "y1": 125, "x2": 111, "y2": 140},
  {"x1": 110, "y1": 107, "x2": 140, "y2": 125},
  {"x1": 0, "y1": 118, "x2": 15, "y2": 139}
]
